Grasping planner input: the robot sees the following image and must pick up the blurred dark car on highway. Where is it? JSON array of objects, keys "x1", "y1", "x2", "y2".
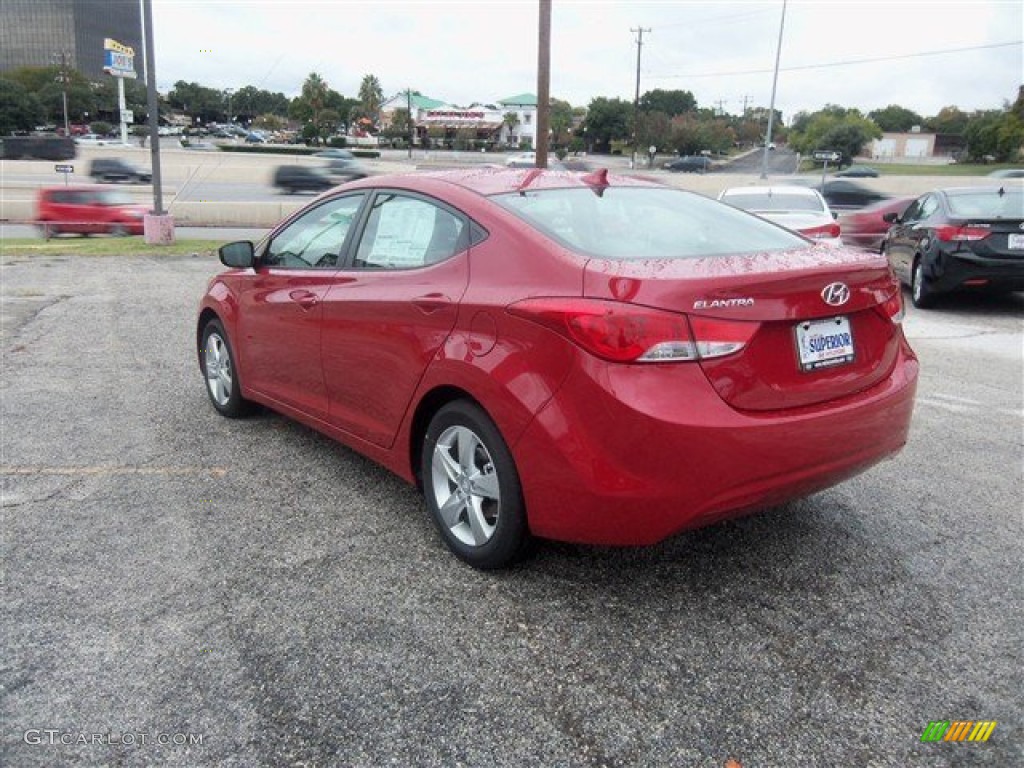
[
  {"x1": 838, "y1": 197, "x2": 915, "y2": 251},
  {"x1": 36, "y1": 186, "x2": 146, "y2": 237},
  {"x1": 834, "y1": 165, "x2": 879, "y2": 178},
  {"x1": 664, "y1": 155, "x2": 711, "y2": 173},
  {"x1": 790, "y1": 178, "x2": 889, "y2": 211},
  {"x1": 89, "y1": 157, "x2": 151, "y2": 183},
  {"x1": 987, "y1": 168, "x2": 1024, "y2": 179},
  {"x1": 882, "y1": 186, "x2": 1024, "y2": 307},
  {"x1": 272, "y1": 165, "x2": 335, "y2": 194}
]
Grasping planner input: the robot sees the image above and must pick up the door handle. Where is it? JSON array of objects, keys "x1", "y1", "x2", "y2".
[
  {"x1": 412, "y1": 293, "x2": 452, "y2": 313},
  {"x1": 289, "y1": 289, "x2": 319, "y2": 309}
]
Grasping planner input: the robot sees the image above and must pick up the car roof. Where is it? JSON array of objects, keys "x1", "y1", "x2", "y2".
[
  {"x1": 357, "y1": 167, "x2": 660, "y2": 197},
  {"x1": 720, "y1": 186, "x2": 822, "y2": 197}
]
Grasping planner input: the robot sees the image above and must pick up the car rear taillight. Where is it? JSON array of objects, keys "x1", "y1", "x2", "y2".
[
  {"x1": 508, "y1": 298, "x2": 758, "y2": 363},
  {"x1": 935, "y1": 225, "x2": 989, "y2": 242},
  {"x1": 801, "y1": 221, "x2": 842, "y2": 239},
  {"x1": 877, "y1": 289, "x2": 905, "y2": 324}
]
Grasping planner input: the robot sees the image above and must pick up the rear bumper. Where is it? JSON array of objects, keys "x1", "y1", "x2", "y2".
[
  {"x1": 927, "y1": 248, "x2": 1024, "y2": 293},
  {"x1": 513, "y1": 341, "x2": 919, "y2": 546}
]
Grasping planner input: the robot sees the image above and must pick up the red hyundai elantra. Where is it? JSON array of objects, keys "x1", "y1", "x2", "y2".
[{"x1": 197, "y1": 168, "x2": 918, "y2": 569}]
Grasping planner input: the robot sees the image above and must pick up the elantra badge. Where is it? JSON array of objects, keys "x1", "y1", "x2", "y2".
[{"x1": 821, "y1": 282, "x2": 850, "y2": 307}]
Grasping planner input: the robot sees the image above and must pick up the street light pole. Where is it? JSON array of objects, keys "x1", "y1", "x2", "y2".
[
  {"x1": 631, "y1": 27, "x2": 650, "y2": 170},
  {"x1": 760, "y1": 0, "x2": 787, "y2": 180}
]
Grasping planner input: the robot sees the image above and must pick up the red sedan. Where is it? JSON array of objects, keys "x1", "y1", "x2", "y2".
[
  {"x1": 36, "y1": 186, "x2": 147, "y2": 237},
  {"x1": 197, "y1": 169, "x2": 918, "y2": 569}
]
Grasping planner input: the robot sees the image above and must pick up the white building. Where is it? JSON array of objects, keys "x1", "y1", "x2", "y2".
[{"x1": 497, "y1": 93, "x2": 538, "y2": 148}]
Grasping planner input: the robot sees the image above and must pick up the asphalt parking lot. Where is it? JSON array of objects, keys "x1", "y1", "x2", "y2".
[{"x1": 1, "y1": 252, "x2": 1021, "y2": 767}]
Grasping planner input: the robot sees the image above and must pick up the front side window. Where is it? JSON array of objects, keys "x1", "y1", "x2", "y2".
[
  {"x1": 493, "y1": 187, "x2": 807, "y2": 260},
  {"x1": 353, "y1": 193, "x2": 467, "y2": 269},
  {"x1": 263, "y1": 193, "x2": 365, "y2": 269}
]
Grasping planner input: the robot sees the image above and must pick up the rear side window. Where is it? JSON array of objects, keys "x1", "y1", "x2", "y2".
[
  {"x1": 353, "y1": 193, "x2": 468, "y2": 269},
  {"x1": 493, "y1": 187, "x2": 807, "y2": 259}
]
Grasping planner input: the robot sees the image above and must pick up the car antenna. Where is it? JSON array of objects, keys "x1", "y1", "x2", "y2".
[{"x1": 517, "y1": 168, "x2": 544, "y2": 195}]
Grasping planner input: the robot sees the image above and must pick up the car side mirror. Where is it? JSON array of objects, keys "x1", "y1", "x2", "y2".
[
  {"x1": 219, "y1": 241, "x2": 255, "y2": 268},
  {"x1": 882, "y1": 212, "x2": 899, "y2": 224}
]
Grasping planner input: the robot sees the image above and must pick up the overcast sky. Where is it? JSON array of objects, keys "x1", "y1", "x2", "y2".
[{"x1": 151, "y1": 0, "x2": 1023, "y2": 121}]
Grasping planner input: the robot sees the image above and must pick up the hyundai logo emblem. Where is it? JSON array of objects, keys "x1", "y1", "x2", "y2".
[{"x1": 822, "y1": 282, "x2": 851, "y2": 306}]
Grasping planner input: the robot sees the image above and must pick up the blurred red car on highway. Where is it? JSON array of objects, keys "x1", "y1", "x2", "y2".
[
  {"x1": 36, "y1": 186, "x2": 146, "y2": 237},
  {"x1": 197, "y1": 168, "x2": 918, "y2": 568},
  {"x1": 839, "y1": 197, "x2": 915, "y2": 252}
]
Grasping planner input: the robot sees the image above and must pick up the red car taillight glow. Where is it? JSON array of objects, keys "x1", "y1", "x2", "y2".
[
  {"x1": 935, "y1": 225, "x2": 989, "y2": 242},
  {"x1": 508, "y1": 298, "x2": 759, "y2": 363},
  {"x1": 801, "y1": 221, "x2": 842, "y2": 239}
]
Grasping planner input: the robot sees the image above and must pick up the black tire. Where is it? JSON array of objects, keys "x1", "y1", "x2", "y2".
[
  {"x1": 109, "y1": 223, "x2": 128, "y2": 237},
  {"x1": 421, "y1": 401, "x2": 529, "y2": 570},
  {"x1": 911, "y1": 257, "x2": 935, "y2": 309},
  {"x1": 199, "y1": 319, "x2": 254, "y2": 418}
]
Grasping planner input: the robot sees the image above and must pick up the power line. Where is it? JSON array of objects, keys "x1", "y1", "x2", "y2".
[{"x1": 649, "y1": 40, "x2": 1022, "y2": 79}]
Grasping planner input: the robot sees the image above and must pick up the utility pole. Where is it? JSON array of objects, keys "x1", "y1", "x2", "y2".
[
  {"x1": 54, "y1": 50, "x2": 70, "y2": 135},
  {"x1": 536, "y1": 0, "x2": 551, "y2": 168},
  {"x1": 742, "y1": 94, "x2": 750, "y2": 117},
  {"x1": 141, "y1": 0, "x2": 164, "y2": 217},
  {"x1": 631, "y1": 26, "x2": 650, "y2": 169},
  {"x1": 761, "y1": 0, "x2": 787, "y2": 180},
  {"x1": 714, "y1": 99, "x2": 727, "y2": 117}
]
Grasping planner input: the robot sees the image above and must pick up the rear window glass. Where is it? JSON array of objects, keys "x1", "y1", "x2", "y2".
[
  {"x1": 946, "y1": 189, "x2": 1024, "y2": 219},
  {"x1": 721, "y1": 192, "x2": 824, "y2": 213},
  {"x1": 492, "y1": 187, "x2": 806, "y2": 259}
]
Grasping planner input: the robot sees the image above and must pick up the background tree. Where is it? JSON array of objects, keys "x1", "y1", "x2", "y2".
[
  {"x1": 167, "y1": 80, "x2": 223, "y2": 124},
  {"x1": 7, "y1": 66, "x2": 97, "y2": 124},
  {"x1": 502, "y1": 111, "x2": 520, "y2": 143},
  {"x1": 638, "y1": 89, "x2": 696, "y2": 117},
  {"x1": 549, "y1": 98, "x2": 574, "y2": 147},
  {"x1": 868, "y1": 104, "x2": 924, "y2": 132},
  {"x1": 252, "y1": 113, "x2": 285, "y2": 132},
  {"x1": 787, "y1": 105, "x2": 881, "y2": 166},
  {"x1": 584, "y1": 97, "x2": 632, "y2": 152},
  {"x1": 636, "y1": 110, "x2": 672, "y2": 151},
  {"x1": 925, "y1": 105, "x2": 969, "y2": 135},
  {"x1": 229, "y1": 86, "x2": 289, "y2": 122},
  {"x1": 357, "y1": 74, "x2": 383, "y2": 127},
  {"x1": 0, "y1": 78, "x2": 45, "y2": 133}
]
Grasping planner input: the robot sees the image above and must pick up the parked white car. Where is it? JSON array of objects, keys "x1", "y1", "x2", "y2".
[
  {"x1": 718, "y1": 186, "x2": 841, "y2": 243},
  {"x1": 74, "y1": 133, "x2": 109, "y2": 146},
  {"x1": 505, "y1": 152, "x2": 537, "y2": 168}
]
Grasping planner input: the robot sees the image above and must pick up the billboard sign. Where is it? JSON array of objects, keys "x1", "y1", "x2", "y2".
[{"x1": 103, "y1": 38, "x2": 136, "y2": 79}]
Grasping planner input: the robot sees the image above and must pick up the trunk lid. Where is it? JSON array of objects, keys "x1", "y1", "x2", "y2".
[{"x1": 583, "y1": 246, "x2": 903, "y2": 411}]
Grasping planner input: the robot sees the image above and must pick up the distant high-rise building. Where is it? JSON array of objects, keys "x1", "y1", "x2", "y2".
[{"x1": 1, "y1": 0, "x2": 142, "y2": 80}]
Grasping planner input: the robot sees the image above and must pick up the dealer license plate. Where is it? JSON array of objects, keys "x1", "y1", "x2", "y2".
[
  {"x1": 795, "y1": 316, "x2": 855, "y2": 372},
  {"x1": 1008, "y1": 233, "x2": 1024, "y2": 250}
]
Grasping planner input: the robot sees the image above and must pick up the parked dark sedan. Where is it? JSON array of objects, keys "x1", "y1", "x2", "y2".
[
  {"x1": 272, "y1": 165, "x2": 334, "y2": 194},
  {"x1": 882, "y1": 186, "x2": 1024, "y2": 307},
  {"x1": 664, "y1": 156, "x2": 711, "y2": 173}
]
